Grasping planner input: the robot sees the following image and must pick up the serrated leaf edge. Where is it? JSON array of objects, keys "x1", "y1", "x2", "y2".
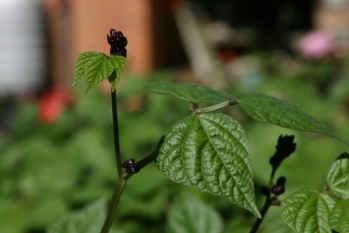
[
  {"x1": 156, "y1": 113, "x2": 261, "y2": 218},
  {"x1": 84, "y1": 55, "x2": 114, "y2": 94},
  {"x1": 236, "y1": 93, "x2": 348, "y2": 145},
  {"x1": 73, "y1": 51, "x2": 106, "y2": 86},
  {"x1": 281, "y1": 189, "x2": 334, "y2": 233},
  {"x1": 143, "y1": 82, "x2": 236, "y2": 104}
]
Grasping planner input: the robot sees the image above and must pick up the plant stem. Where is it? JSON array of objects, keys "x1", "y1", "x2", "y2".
[
  {"x1": 101, "y1": 89, "x2": 126, "y2": 233},
  {"x1": 100, "y1": 174, "x2": 129, "y2": 233},
  {"x1": 269, "y1": 168, "x2": 276, "y2": 188},
  {"x1": 111, "y1": 89, "x2": 123, "y2": 179},
  {"x1": 196, "y1": 100, "x2": 238, "y2": 114},
  {"x1": 135, "y1": 136, "x2": 165, "y2": 171},
  {"x1": 249, "y1": 161, "x2": 277, "y2": 232},
  {"x1": 249, "y1": 197, "x2": 272, "y2": 233}
]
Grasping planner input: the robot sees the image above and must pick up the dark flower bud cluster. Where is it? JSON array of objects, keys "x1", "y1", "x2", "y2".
[
  {"x1": 260, "y1": 176, "x2": 286, "y2": 206},
  {"x1": 272, "y1": 176, "x2": 286, "y2": 196},
  {"x1": 269, "y1": 135, "x2": 296, "y2": 170},
  {"x1": 122, "y1": 159, "x2": 138, "y2": 174},
  {"x1": 107, "y1": 29, "x2": 128, "y2": 58}
]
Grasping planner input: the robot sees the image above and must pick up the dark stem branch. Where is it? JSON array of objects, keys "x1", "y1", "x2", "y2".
[
  {"x1": 249, "y1": 197, "x2": 272, "y2": 233},
  {"x1": 111, "y1": 89, "x2": 123, "y2": 179},
  {"x1": 269, "y1": 168, "x2": 276, "y2": 188},
  {"x1": 135, "y1": 136, "x2": 165, "y2": 171},
  {"x1": 249, "y1": 153, "x2": 278, "y2": 233}
]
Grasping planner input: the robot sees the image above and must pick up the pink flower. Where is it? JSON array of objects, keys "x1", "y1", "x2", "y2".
[{"x1": 298, "y1": 31, "x2": 334, "y2": 59}]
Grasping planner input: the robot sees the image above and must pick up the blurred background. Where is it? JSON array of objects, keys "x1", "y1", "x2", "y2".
[{"x1": 1, "y1": 0, "x2": 349, "y2": 232}]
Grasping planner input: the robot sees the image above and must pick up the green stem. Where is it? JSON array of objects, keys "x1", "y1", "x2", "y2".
[
  {"x1": 196, "y1": 100, "x2": 238, "y2": 114},
  {"x1": 249, "y1": 197, "x2": 272, "y2": 233},
  {"x1": 111, "y1": 89, "x2": 123, "y2": 179},
  {"x1": 100, "y1": 175, "x2": 129, "y2": 233},
  {"x1": 322, "y1": 187, "x2": 342, "y2": 200}
]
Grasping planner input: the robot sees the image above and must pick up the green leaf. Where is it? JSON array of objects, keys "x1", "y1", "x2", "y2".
[
  {"x1": 237, "y1": 93, "x2": 347, "y2": 144},
  {"x1": 281, "y1": 189, "x2": 335, "y2": 233},
  {"x1": 73, "y1": 51, "x2": 105, "y2": 86},
  {"x1": 327, "y1": 152, "x2": 349, "y2": 198},
  {"x1": 73, "y1": 52, "x2": 126, "y2": 94},
  {"x1": 167, "y1": 191, "x2": 224, "y2": 233},
  {"x1": 47, "y1": 198, "x2": 107, "y2": 233},
  {"x1": 108, "y1": 55, "x2": 126, "y2": 91},
  {"x1": 143, "y1": 82, "x2": 236, "y2": 104},
  {"x1": 84, "y1": 54, "x2": 114, "y2": 94},
  {"x1": 329, "y1": 199, "x2": 349, "y2": 233},
  {"x1": 156, "y1": 113, "x2": 261, "y2": 218}
]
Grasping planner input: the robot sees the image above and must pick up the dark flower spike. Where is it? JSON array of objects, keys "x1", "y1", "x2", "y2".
[
  {"x1": 107, "y1": 29, "x2": 128, "y2": 58},
  {"x1": 270, "y1": 135, "x2": 296, "y2": 170},
  {"x1": 110, "y1": 29, "x2": 117, "y2": 37},
  {"x1": 113, "y1": 48, "x2": 127, "y2": 58}
]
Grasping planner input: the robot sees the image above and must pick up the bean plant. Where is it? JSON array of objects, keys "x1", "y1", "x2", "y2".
[{"x1": 47, "y1": 29, "x2": 349, "y2": 233}]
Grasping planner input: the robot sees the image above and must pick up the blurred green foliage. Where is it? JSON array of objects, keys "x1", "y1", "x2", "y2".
[{"x1": 0, "y1": 52, "x2": 348, "y2": 233}]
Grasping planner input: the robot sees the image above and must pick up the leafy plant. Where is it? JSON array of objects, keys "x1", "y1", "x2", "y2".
[
  {"x1": 281, "y1": 152, "x2": 349, "y2": 233},
  {"x1": 48, "y1": 29, "x2": 348, "y2": 233}
]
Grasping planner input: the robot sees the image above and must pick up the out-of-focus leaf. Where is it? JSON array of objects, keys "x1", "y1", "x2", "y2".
[
  {"x1": 167, "y1": 191, "x2": 224, "y2": 233},
  {"x1": 156, "y1": 113, "x2": 261, "y2": 218},
  {"x1": 143, "y1": 82, "x2": 236, "y2": 104},
  {"x1": 47, "y1": 198, "x2": 107, "y2": 233},
  {"x1": 258, "y1": 207, "x2": 294, "y2": 233},
  {"x1": 281, "y1": 189, "x2": 335, "y2": 233},
  {"x1": 327, "y1": 152, "x2": 349, "y2": 198}
]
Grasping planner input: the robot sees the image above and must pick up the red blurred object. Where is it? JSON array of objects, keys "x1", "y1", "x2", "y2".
[
  {"x1": 218, "y1": 48, "x2": 238, "y2": 63},
  {"x1": 38, "y1": 86, "x2": 73, "y2": 124}
]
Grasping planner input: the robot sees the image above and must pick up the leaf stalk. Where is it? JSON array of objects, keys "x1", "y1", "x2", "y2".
[
  {"x1": 249, "y1": 197, "x2": 272, "y2": 233},
  {"x1": 195, "y1": 100, "x2": 238, "y2": 114}
]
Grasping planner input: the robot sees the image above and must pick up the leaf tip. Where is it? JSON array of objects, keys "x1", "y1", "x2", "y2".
[
  {"x1": 250, "y1": 206, "x2": 262, "y2": 219},
  {"x1": 84, "y1": 88, "x2": 91, "y2": 95}
]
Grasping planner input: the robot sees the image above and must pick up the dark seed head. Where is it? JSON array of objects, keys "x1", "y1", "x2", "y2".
[
  {"x1": 277, "y1": 176, "x2": 286, "y2": 186},
  {"x1": 269, "y1": 135, "x2": 296, "y2": 169},
  {"x1": 110, "y1": 29, "x2": 117, "y2": 37},
  {"x1": 111, "y1": 48, "x2": 127, "y2": 58},
  {"x1": 122, "y1": 159, "x2": 138, "y2": 174},
  {"x1": 107, "y1": 29, "x2": 128, "y2": 57},
  {"x1": 116, "y1": 31, "x2": 124, "y2": 37},
  {"x1": 272, "y1": 184, "x2": 285, "y2": 196},
  {"x1": 122, "y1": 159, "x2": 135, "y2": 168}
]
